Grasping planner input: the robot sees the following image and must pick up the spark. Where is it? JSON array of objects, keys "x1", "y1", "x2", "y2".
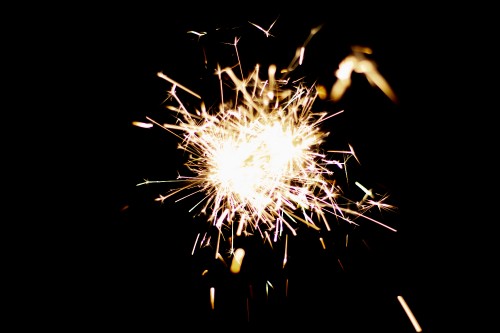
[
  {"x1": 266, "y1": 280, "x2": 274, "y2": 300},
  {"x1": 330, "y1": 45, "x2": 398, "y2": 103},
  {"x1": 187, "y1": 30, "x2": 207, "y2": 41},
  {"x1": 337, "y1": 258, "x2": 345, "y2": 271},
  {"x1": 132, "y1": 121, "x2": 153, "y2": 129},
  {"x1": 150, "y1": 65, "x2": 396, "y2": 238},
  {"x1": 355, "y1": 181, "x2": 375, "y2": 201},
  {"x1": 246, "y1": 298, "x2": 250, "y2": 322},
  {"x1": 156, "y1": 72, "x2": 201, "y2": 99},
  {"x1": 248, "y1": 16, "x2": 279, "y2": 38},
  {"x1": 397, "y1": 295, "x2": 422, "y2": 332},
  {"x1": 283, "y1": 234, "x2": 288, "y2": 268},
  {"x1": 192, "y1": 233, "x2": 200, "y2": 255},
  {"x1": 210, "y1": 287, "x2": 215, "y2": 310}
]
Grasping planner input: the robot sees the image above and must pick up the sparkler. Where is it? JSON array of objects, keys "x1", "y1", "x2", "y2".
[
  {"x1": 126, "y1": 18, "x2": 411, "y2": 328},
  {"x1": 135, "y1": 20, "x2": 398, "y2": 274}
]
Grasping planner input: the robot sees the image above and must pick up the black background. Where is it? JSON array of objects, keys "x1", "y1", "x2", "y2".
[{"x1": 18, "y1": 5, "x2": 477, "y2": 332}]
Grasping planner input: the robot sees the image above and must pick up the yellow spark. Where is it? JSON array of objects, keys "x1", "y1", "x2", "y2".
[
  {"x1": 355, "y1": 181, "x2": 375, "y2": 201},
  {"x1": 331, "y1": 46, "x2": 397, "y2": 103},
  {"x1": 210, "y1": 287, "x2": 215, "y2": 310},
  {"x1": 249, "y1": 16, "x2": 279, "y2": 38},
  {"x1": 132, "y1": 121, "x2": 153, "y2": 129},
  {"x1": 319, "y1": 237, "x2": 326, "y2": 250},
  {"x1": 230, "y1": 248, "x2": 245, "y2": 274},
  {"x1": 298, "y1": 46, "x2": 305, "y2": 66},
  {"x1": 246, "y1": 297, "x2": 250, "y2": 322},
  {"x1": 282, "y1": 25, "x2": 322, "y2": 74},
  {"x1": 192, "y1": 233, "x2": 200, "y2": 255},
  {"x1": 283, "y1": 234, "x2": 288, "y2": 268},
  {"x1": 149, "y1": 61, "x2": 396, "y2": 240},
  {"x1": 215, "y1": 232, "x2": 222, "y2": 260},
  {"x1": 316, "y1": 84, "x2": 328, "y2": 99},
  {"x1": 157, "y1": 72, "x2": 201, "y2": 99},
  {"x1": 266, "y1": 280, "x2": 274, "y2": 301},
  {"x1": 397, "y1": 295, "x2": 422, "y2": 332},
  {"x1": 187, "y1": 30, "x2": 207, "y2": 41},
  {"x1": 140, "y1": 25, "x2": 398, "y2": 258},
  {"x1": 236, "y1": 214, "x2": 246, "y2": 236}
]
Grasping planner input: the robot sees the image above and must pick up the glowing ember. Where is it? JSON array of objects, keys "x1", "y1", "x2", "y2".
[{"x1": 397, "y1": 295, "x2": 422, "y2": 332}]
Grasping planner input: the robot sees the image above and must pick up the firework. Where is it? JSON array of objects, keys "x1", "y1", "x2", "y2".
[{"x1": 135, "y1": 22, "x2": 397, "y2": 263}]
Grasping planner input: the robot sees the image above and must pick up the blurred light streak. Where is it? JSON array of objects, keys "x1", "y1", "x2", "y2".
[{"x1": 397, "y1": 295, "x2": 423, "y2": 332}]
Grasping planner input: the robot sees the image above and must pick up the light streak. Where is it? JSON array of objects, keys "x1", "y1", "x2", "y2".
[
  {"x1": 283, "y1": 234, "x2": 288, "y2": 268},
  {"x1": 132, "y1": 121, "x2": 153, "y2": 129},
  {"x1": 192, "y1": 233, "x2": 200, "y2": 255},
  {"x1": 266, "y1": 280, "x2": 274, "y2": 301},
  {"x1": 148, "y1": 65, "x2": 396, "y2": 236},
  {"x1": 229, "y1": 248, "x2": 245, "y2": 274},
  {"x1": 187, "y1": 30, "x2": 207, "y2": 41},
  {"x1": 319, "y1": 237, "x2": 326, "y2": 250},
  {"x1": 397, "y1": 295, "x2": 423, "y2": 332},
  {"x1": 337, "y1": 258, "x2": 345, "y2": 271},
  {"x1": 210, "y1": 287, "x2": 215, "y2": 310},
  {"x1": 248, "y1": 16, "x2": 279, "y2": 38}
]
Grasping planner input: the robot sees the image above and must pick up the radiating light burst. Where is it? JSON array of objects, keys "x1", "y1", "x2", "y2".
[{"x1": 136, "y1": 21, "x2": 397, "y2": 260}]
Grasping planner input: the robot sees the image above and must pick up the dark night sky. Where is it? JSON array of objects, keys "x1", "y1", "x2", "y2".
[{"x1": 21, "y1": 6, "x2": 478, "y2": 332}]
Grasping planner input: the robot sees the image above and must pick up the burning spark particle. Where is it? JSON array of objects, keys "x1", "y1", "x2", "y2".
[
  {"x1": 330, "y1": 46, "x2": 398, "y2": 103},
  {"x1": 149, "y1": 65, "x2": 396, "y2": 238},
  {"x1": 283, "y1": 235, "x2": 288, "y2": 268},
  {"x1": 355, "y1": 181, "x2": 374, "y2": 200},
  {"x1": 266, "y1": 280, "x2": 274, "y2": 300},
  {"x1": 210, "y1": 287, "x2": 215, "y2": 310},
  {"x1": 187, "y1": 30, "x2": 207, "y2": 41},
  {"x1": 246, "y1": 298, "x2": 250, "y2": 322},
  {"x1": 282, "y1": 24, "x2": 322, "y2": 74},
  {"x1": 230, "y1": 248, "x2": 245, "y2": 274},
  {"x1": 319, "y1": 237, "x2": 326, "y2": 250},
  {"x1": 192, "y1": 233, "x2": 200, "y2": 255},
  {"x1": 397, "y1": 295, "x2": 422, "y2": 332},
  {"x1": 337, "y1": 258, "x2": 345, "y2": 271},
  {"x1": 132, "y1": 121, "x2": 153, "y2": 129}
]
